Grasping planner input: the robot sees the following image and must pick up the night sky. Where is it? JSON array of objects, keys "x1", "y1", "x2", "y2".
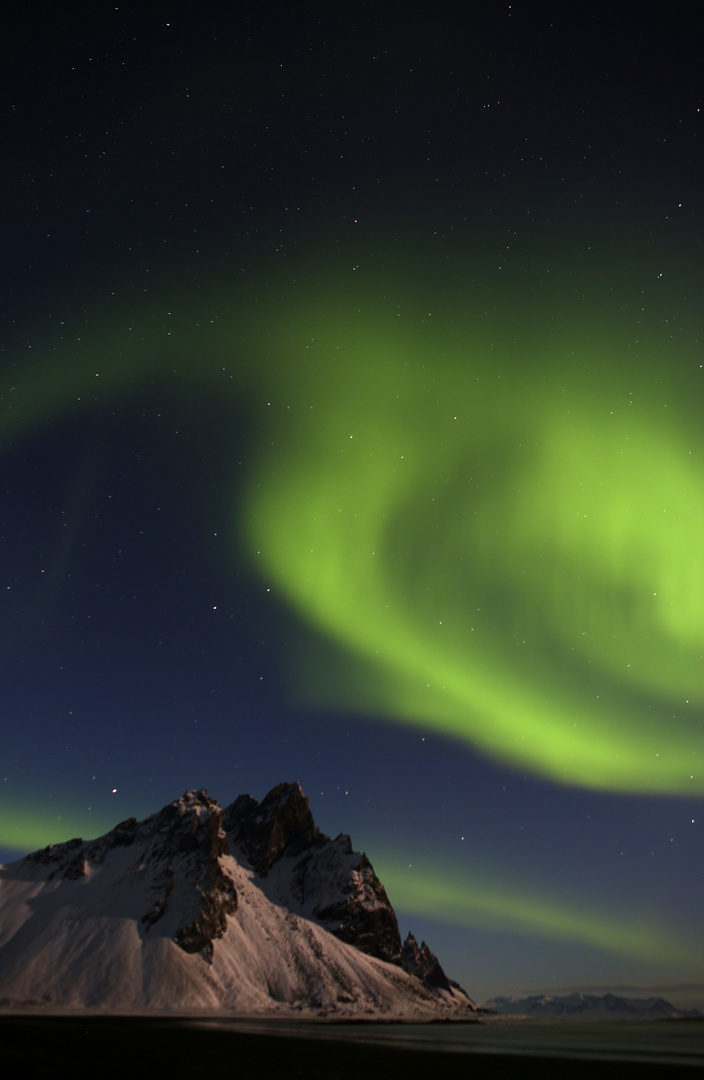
[{"x1": 2, "y1": 4, "x2": 703, "y2": 1006}]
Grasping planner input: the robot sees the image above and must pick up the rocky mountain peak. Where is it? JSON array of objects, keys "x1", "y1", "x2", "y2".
[
  {"x1": 146, "y1": 788, "x2": 229, "y2": 862},
  {"x1": 401, "y1": 932, "x2": 453, "y2": 992},
  {"x1": 223, "y1": 782, "x2": 403, "y2": 966},
  {"x1": 1, "y1": 782, "x2": 474, "y2": 1014},
  {"x1": 21, "y1": 787, "x2": 237, "y2": 963},
  {"x1": 138, "y1": 789, "x2": 236, "y2": 959},
  {"x1": 223, "y1": 780, "x2": 320, "y2": 874}
]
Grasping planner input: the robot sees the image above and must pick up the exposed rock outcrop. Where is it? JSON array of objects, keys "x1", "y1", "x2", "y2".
[
  {"x1": 27, "y1": 789, "x2": 237, "y2": 963},
  {"x1": 401, "y1": 932, "x2": 453, "y2": 991},
  {"x1": 1, "y1": 782, "x2": 475, "y2": 1013},
  {"x1": 224, "y1": 782, "x2": 403, "y2": 965},
  {"x1": 137, "y1": 790, "x2": 237, "y2": 961},
  {"x1": 223, "y1": 781, "x2": 320, "y2": 874}
]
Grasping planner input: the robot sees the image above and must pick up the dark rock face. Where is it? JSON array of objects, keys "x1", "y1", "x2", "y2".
[
  {"x1": 223, "y1": 781, "x2": 320, "y2": 874},
  {"x1": 137, "y1": 790, "x2": 237, "y2": 961},
  {"x1": 27, "y1": 836, "x2": 87, "y2": 880},
  {"x1": 318, "y1": 864, "x2": 402, "y2": 964},
  {"x1": 401, "y1": 932, "x2": 453, "y2": 991},
  {"x1": 172, "y1": 868, "x2": 238, "y2": 958},
  {"x1": 26, "y1": 789, "x2": 237, "y2": 963},
  {"x1": 143, "y1": 790, "x2": 229, "y2": 862},
  {"x1": 223, "y1": 782, "x2": 403, "y2": 965},
  {"x1": 289, "y1": 836, "x2": 403, "y2": 965}
]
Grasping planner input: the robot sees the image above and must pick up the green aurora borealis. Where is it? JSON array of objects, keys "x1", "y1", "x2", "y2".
[
  {"x1": 244, "y1": 261, "x2": 704, "y2": 795},
  {"x1": 374, "y1": 854, "x2": 692, "y2": 969},
  {"x1": 5, "y1": 243, "x2": 704, "y2": 795},
  {"x1": 2, "y1": 236, "x2": 703, "y2": 979}
]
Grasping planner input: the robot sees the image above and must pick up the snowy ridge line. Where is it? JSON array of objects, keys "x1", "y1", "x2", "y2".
[{"x1": 0, "y1": 782, "x2": 477, "y2": 1017}]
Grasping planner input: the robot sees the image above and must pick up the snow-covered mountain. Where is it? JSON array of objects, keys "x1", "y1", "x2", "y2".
[
  {"x1": 483, "y1": 992, "x2": 702, "y2": 1020},
  {"x1": 0, "y1": 782, "x2": 476, "y2": 1017}
]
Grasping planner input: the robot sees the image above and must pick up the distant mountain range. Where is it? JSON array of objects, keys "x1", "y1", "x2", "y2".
[
  {"x1": 0, "y1": 781, "x2": 475, "y2": 1017},
  {"x1": 483, "y1": 992, "x2": 702, "y2": 1020}
]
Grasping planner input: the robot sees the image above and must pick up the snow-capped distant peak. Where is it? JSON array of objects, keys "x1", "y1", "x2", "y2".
[{"x1": 483, "y1": 992, "x2": 702, "y2": 1020}]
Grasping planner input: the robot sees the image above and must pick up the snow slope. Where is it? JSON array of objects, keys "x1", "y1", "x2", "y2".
[{"x1": 0, "y1": 785, "x2": 476, "y2": 1017}]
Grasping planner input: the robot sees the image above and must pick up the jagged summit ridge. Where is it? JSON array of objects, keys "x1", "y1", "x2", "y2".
[
  {"x1": 224, "y1": 781, "x2": 320, "y2": 874},
  {"x1": 22, "y1": 788, "x2": 237, "y2": 962},
  {"x1": 227, "y1": 781, "x2": 404, "y2": 966},
  {"x1": 0, "y1": 782, "x2": 475, "y2": 1016}
]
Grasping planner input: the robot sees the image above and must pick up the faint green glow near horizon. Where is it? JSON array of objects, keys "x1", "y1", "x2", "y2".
[
  {"x1": 2, "y1": 247, "x2": 704, "y2": 810},
  {"x1": 375, "y1": 854, "x2": 694, "y2": 970},
  {"x1": 0, "y1": 806, "x2": 113, "y2": 858}
]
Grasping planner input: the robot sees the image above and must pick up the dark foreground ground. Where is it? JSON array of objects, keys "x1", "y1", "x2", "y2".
[{"x1": 1, "y1": 1015, "x2": 702, "y2": 1079}]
